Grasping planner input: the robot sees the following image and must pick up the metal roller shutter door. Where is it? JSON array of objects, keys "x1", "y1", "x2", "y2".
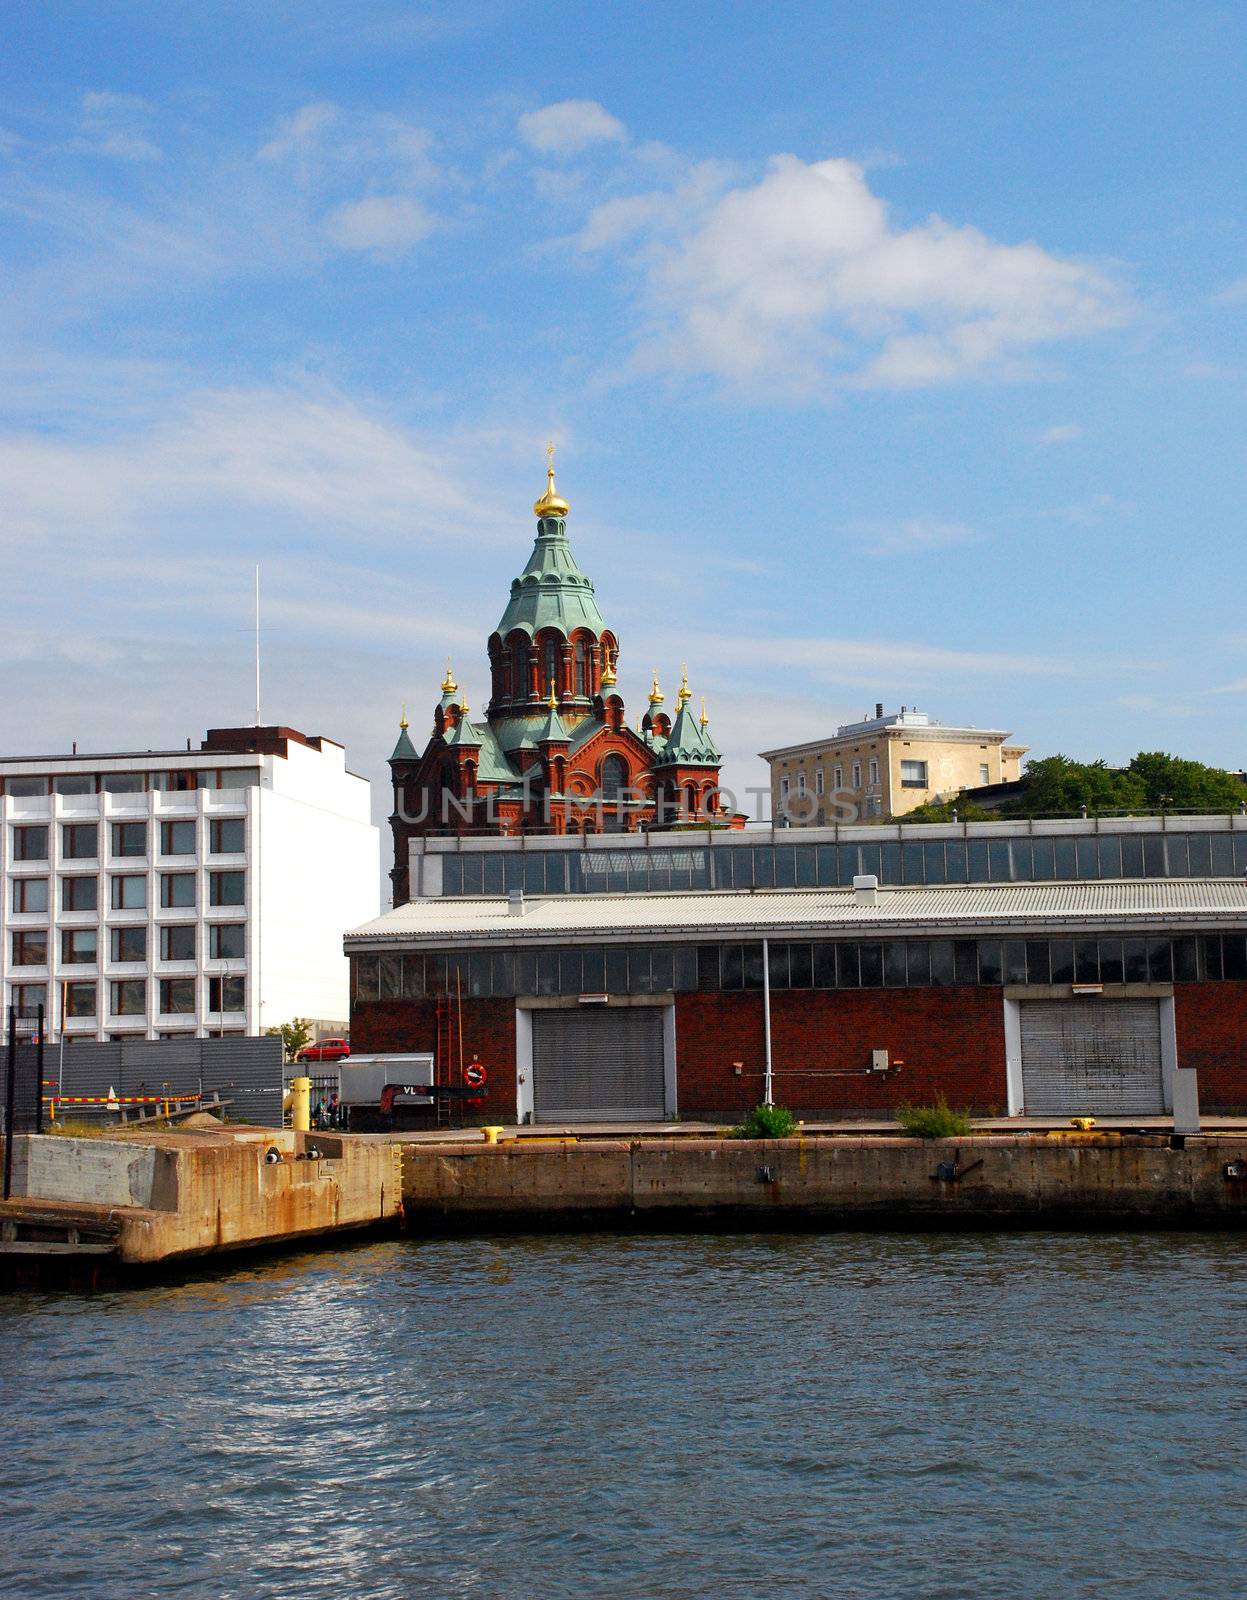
[
  {"x1": 532, "y1": 1008, "x2": 666, "y2": 1122},
  {"x1": 1019, "y1": 999, "x2": 1164, "y2": 1115}
]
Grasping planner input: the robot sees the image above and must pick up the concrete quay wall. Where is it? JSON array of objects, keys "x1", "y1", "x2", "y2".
[
  {"x1": 401, "y1": 1134, "x2": 1247, "y2": 1227},
  {"x1": 6, "y1": 1130, "x2": 403, "y2": 1265}
]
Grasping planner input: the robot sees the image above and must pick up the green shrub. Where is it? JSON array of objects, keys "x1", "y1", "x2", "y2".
[
  {"x1": 728, "y1": 1103, "x2": 797, "y2": 1139},
  {"x1": 895, "y1": 1095, "x2": 973, "y2": 1139}
]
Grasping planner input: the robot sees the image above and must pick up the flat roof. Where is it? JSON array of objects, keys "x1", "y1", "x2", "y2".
[{"x1": 346, "y1": 879, "x2": 1247, "y2": 949}]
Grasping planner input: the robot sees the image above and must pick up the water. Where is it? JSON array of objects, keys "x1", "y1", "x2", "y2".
[{"x1": 0, "y1": 1231, "x2": 1243, "y2": 1600}]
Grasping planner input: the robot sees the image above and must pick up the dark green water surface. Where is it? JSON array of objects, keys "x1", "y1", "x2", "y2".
[{"x1": 0, "y1": 1231, "x2": 1243, "y2": 1599}]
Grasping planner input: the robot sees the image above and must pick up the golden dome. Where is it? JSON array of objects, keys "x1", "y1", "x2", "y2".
[
  {"x1": 699, "y1": 697, "x2": 709, "y2": 729},
  {"x1": 600, "y1": 648, "x2": 617, "y2": 687},
  {"x1": 441, "y1": 658, "x2": 458, "y2": 694},
  {"x1": 676, "y1": 664, "x2": 691, "y2": 709},
  {"x1": 399, "y1": 704, "x2": 409, "y2": 730},
  {"x1": 533, "y1": 441, "x2": 570, "y2": 518},
  {"x1": 648, "y1": 669, "x2": 664, "y2": 705},
  {"x1": 547, "y1": 678, "x2": 559, "y2": 710}
]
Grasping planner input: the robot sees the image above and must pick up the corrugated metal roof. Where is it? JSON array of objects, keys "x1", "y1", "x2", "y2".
[{"x1": 346, "y1": 879, "x2": 1247, "y2": 947}]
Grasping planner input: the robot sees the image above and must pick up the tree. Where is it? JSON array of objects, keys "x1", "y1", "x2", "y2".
[
  {"x1": 899, "y1": 798, "x2": 998, "y2": 824},
  {"x1": 1126, "y1": 751, "x2": 1247, "y2": 812},
  {"x1": 266, "y1": 1018, "x2": 313, "y2": 1063},
  {"x1": 998, "y1": 755, "x2": 1146, "y2": 817}
]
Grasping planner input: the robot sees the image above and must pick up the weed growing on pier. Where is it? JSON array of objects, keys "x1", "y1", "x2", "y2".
[
  {"x1": 895, "y1": 1095, "x2": 973, "y2": 1139},
  {"x1": 728, "y1": 1103, "x2": 798, "y2": 1139}
]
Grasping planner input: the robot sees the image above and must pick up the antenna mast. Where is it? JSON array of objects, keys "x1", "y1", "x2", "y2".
[{"x1": 254, "y1": 564, "x2": 261, "y2": 727}]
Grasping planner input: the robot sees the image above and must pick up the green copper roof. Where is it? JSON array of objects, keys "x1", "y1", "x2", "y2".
[
  {"x1": 654, "y1": 700, "x2": 719, "y2": 767},
  {"x1": 494, "y1": 515, "x2": 607, "y2": 640},
  {"x1": 389, "y1": 725, "x2": 418, "y2": 762},
  {"x1": 442, "y1": 714, "x2": 481, "y2": 749},
  {"x1": 536, "y1": 702, "x2": 569, "y2": 744}
]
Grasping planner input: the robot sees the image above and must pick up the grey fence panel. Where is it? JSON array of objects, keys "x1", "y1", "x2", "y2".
[
  {"x1": 33, "y1": 1038, "x2": 284, "y2": 1127},
  {"x1": 200, "y1": 1036, "x2": 285, "y2": 1128}
]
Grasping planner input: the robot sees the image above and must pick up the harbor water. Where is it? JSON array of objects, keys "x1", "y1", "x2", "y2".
[{"x1": 0, "y1": 1231, "x2": 1242, "y2": 1599}]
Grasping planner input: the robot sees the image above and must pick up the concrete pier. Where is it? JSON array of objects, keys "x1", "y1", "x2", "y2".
[
  {"x1": 1, "y1": 1125, "x2": 403, "y2": 1276},
  {"x1": 400, "y1": 1132, "x2": 1247, "y2": 1228}
]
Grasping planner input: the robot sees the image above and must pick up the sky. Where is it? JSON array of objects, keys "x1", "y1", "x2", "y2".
[{"x1": 2, "y1": 0, "x2": 1246, "y2": 870}]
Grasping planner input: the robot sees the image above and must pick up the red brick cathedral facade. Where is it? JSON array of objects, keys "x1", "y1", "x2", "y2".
[{"x1": 388, "y1": 457, "x2": 730, "y2": 902}]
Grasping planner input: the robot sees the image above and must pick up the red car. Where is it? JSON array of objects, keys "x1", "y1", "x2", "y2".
[{"x1": 297, "y1": 1037, "x2": 351, "y2": 1063}]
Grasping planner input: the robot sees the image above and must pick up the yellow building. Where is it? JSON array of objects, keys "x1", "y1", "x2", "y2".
[{"x1": 760, "y1": 705, "x2": 1027, "y2": 825}]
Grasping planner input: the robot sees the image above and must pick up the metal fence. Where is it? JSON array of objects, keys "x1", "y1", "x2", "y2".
[{"x1": 13, "y1": 1034, "x2": 285, "y2": 1130}]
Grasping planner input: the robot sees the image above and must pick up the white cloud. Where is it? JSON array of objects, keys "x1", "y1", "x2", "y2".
[
  {"x1": 322, "y1": 195, "x2": 434, "y2": 251},
  {"x1": 857, "y1": 517, "x2": 980, "y2": 554},
  {"x1": 1213, "y1": 276, "x2": 1247, "y2": 305},
  {"x1": 258, "y1": 101, "x2": 341, "y2": 162},
  {"x1": 0, "y1": 383, "x2": 517, "y2": 552},
  {"x1": 1032, "y1": 492, "x2": 1132, "y2": 527},
  {"x1": 577, "y1": 155, "x2": 1129, "y2": 391},
  {"x1": 1036, "y1": 423, "x2": 1084, "y2": 446},
  {"x1": 518, "y1": 100, "x2": 627, "y2": 157},
  {"x1": 67, "y1": 88, "x2": 162, "y2": 162}
]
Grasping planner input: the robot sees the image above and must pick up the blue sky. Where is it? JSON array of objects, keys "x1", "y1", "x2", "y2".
[{"x1": 2, "y1": 0, "x2": 1245, "y2": 847}]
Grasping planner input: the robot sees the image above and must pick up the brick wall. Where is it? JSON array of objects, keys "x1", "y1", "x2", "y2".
[
  {"x1": 675, "y1": 987, "x2": 1007, "y2": 1117},
  {"x1": 352, "y1": 997, "x2": 517, "y2": 1124},
  {"x1": 1174, "y1": 983, "x2": 1247, "y2": 1111}
]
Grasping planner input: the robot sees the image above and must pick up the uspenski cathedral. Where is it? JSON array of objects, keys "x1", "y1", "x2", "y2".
[{"x1": 388, "y1": 451, "x2": 733, "y2": 901}]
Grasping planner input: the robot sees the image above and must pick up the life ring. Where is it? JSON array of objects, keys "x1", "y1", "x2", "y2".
[{"x1": 464, "y1": 1061, "x2": 487, "y2": 1088}]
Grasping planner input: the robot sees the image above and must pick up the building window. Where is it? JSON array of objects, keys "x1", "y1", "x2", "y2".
[
  {"x1": 979, "y1": 764, "x2": 990, "y2": 785},
  {"x1": 815, "y1": 768, "x2": 825, "y2": 797},
  {"x1": 111, "y1": 980, "x2": 146, "y2": 1016},
  {"x1": 11, "y1": 877, "x2": 49, "y2": 913},
  {"x1": 13, "y1": 825, "x2": 48, "y2": 861},
  {"x1": 5, "y1": 776, "x2": 48, "y2": 797},
  {"x1": 833, "y1": 765, "x2": 843, "y2": 789},
  {"x1": 12, "y1": 983, "x2": 47, "y2": 1014},
  {"x1": 575, "y1": 638, "x2": 587, "y2": 697},
  {"x1": 209, "y1": 975, "x2": 246, "y2": 1012},
  {"x1": 62, "y1": 823, "x2": 98, "y2": 859},
  {"x1": 209, "y1": 871, "x2": 245, "y2": 907},
  {"x1": 209, "y1": 923, "x2": 245, "y2": 960},
  {"x1": 62, "y1": 876, "x2": 98, "y2": 912},
  {"x1": 209, "y1": 818, "x2": 245, "y2": 854},
  {"x1": 11, "y1": 931, "x2": 48, "y2": 966},
  {"x1": 160, "y1": 820, "x2": 197, "y2": 856},
  {"x1": 851, "y1": 762, "x2": 861, "y2": 789},
  {"x1": 54, "y1": 774, "x2": 94, "y2": 795},
  {"x1": 62, "y1": 928, "x2": 97, "y2": 964},
  {"x1": 111, "y1": 874, "x2": 147, "y2": 911},
  {"x1": 112, "y1": 821, "x2": 147, "y2": 857},
  {"x1": 780, "y1": 777, "x2": 790, "y2": 801},
  {"x1": 111, "y1": 926, "x2": 147, "y2": 963},
  {"x1": 159, "y1": 978, "x2": 197, "y2": 1015},
  {"x1": 160, "y1": 924, "x2": 197, "y2": 961},
  {"x1": 901, "y1": 760, "x2": 929, "y2": 789},
  {"x1": 150, "y1": 770, "x2": 197, "y2": 792},
  {"x1": 102, "y1": 773, "x2": 145, "y2": 793},
  {"x1": 544, "y1": 639, "x2": 558, "y2": 697},
  {"x1": 65, "y1": 981, "x2": 97, "y2": 1018},
  {"x1": 797, "y1": 772, "x2": 806, "y2": 796},
  {"x1": 161, "y1": 872, "x2": 196, "y2": 909},
  {"x1": 868, "y1": 758, "x2": 879, "y2": 786}
]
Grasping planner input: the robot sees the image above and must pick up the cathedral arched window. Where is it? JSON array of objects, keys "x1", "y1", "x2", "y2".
[
  {"x1": 544, "y1": 639, "x2": 558, "y2": 698},
  {"x1": 601, "y1": 754, "x2": 627, "y2": 800},
  {"x1": 575, "y1": 638, "x2": 587, "y2": 697},
  {"x1": 512, "y1": 640, "x2": 529, "y2": 699}
]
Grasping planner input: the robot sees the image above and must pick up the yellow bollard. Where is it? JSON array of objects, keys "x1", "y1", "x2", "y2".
[
  {"x1": 481, "y1": 1125, "x2": 504, "y2": 1145},
  {"x1": 290, "y1": 1075, "x2": 312, "y2": 1132}
]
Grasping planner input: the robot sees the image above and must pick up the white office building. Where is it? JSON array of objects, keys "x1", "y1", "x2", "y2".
[{"x1": 0, "y1": 726, "x2": 379, "y2": 1041}]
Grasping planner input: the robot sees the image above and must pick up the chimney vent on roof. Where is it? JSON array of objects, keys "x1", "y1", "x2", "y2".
[
  {"x1": 853, "y1": 874, "x2": 879, "y2": 907},
  {"x1": 875, "y1": 702, "x2": 883, "y2": 718},
  {"x1": 508, "y1": 889, "x2": 526, "y2": 916}
]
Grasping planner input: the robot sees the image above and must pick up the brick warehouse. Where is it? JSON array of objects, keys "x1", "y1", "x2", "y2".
[{"x1": 346, "y1": 817, "x2": 1247, "y2": 1122}]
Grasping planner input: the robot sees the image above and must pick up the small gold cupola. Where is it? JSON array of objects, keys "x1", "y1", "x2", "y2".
[
  {"x1": 648, "y1": 669, "x2": 664, "y2": 706},
  {"x1": 441, "y1": 658, "x2": 458, "y2": 695},
  {"x1": 533, "y1": 440, "x2": 570, "y2": 518},
  {"x1": 699, "y1": 696, "x2": 709, "y2": 729},
  {"x1": 600, "y1": 647, "x2": 617, "y2": 687},
  {"x1": 676, "y1": 664, "x2": 691, "y2": 709}
]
